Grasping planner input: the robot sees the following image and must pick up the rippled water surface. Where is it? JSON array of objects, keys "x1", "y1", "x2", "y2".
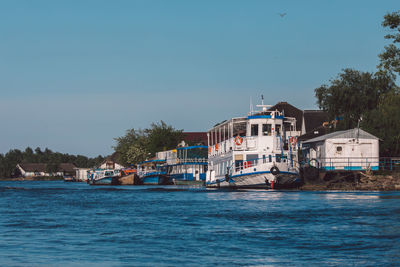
[{"x1": 1, "y1": 181, "x2": 400, "y2": 266}]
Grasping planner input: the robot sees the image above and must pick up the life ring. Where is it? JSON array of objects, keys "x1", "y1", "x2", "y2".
[
  {"x1": 235, "y1": 136, "x2": 243, "y2": 146},
  {"x1": 270, "y1": 166, "x2": 280, "y2": 175},
  {"x1": 290, "y1": 137, "x2": 298, "y2": 145}
]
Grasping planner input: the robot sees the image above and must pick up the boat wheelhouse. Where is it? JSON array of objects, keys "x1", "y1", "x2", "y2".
[
  {"x1": 159, "y1": 145, "x2": 208, "y2": 185},
  {"x1": 205, "y1": 101, "x2": 300, "y2": 189},
  {"x1": 137, "y1": 159, "x2": 170, "y2": 185}
]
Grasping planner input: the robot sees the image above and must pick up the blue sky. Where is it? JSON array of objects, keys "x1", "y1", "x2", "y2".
[{"x1": 0, "y1": 0, "x2": 398, "y2": 157}]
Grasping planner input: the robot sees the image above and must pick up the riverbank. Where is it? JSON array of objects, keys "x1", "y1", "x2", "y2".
[
  {"x1": 0, "y1": 176, "x2": 64, "y2": 181},
  {"x1": 300, "y1": 171, "x2": 400, "y2": 191}
]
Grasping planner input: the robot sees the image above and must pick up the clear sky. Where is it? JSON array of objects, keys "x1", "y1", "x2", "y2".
[{"x1": 0, "y1": 0, "x2": 398, "y2": 157}]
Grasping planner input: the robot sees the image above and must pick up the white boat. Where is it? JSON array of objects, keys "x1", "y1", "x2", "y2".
[{"x1": 205, "y1": 99, "x2": 300, "y2": 189}]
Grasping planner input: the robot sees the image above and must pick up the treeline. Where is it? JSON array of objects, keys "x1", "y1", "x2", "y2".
[
  {"x1": 0, "y1": 147, "x2": 104, "y2": 177},
  {"x1": 314, "y1": 10, "x2": 400, "y2": 156}
]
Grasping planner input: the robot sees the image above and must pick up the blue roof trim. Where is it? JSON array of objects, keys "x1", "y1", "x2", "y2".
[
  {"x1": 247, "y1": 115, "x2": 284, "y2": 119},
  {"x1": 177, "y1": 145, "x2": 208, "y2": 150}
]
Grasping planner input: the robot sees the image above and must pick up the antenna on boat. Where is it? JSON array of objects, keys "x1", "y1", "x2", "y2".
[
  {"x1": 249, "y1": 96, "x2": 254, "y2": 115},
  {"x1": 256, "y1": 94, "x2": 272, "y2": 112}
]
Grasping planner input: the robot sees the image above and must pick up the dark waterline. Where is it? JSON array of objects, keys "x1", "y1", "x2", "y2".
[{"x1": 1, "y1": 181, "x2": 399, "y2": 266}]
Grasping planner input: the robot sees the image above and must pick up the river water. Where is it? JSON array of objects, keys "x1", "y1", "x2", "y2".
[{"x1": 1, "y1": 181, "x2": 399, "y2": 266}]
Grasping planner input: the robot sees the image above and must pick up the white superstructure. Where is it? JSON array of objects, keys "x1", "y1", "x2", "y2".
[{"x1": 205, "y1": 101, "x2": 300, "y2": 188}]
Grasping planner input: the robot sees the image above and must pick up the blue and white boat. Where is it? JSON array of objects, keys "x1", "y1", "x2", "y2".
[
  {"x1": 137, "y1": 159, "x2": 170, "y2": 185},
  {"x1": 88, "y1": 169, "x2": 121, "y2": 185},
  {"x1": 158, "y1": 145, "x2": 208, "y2": 185},
  {"x1": 205, "y1": 100, "x2": 300, "y2": 189}
]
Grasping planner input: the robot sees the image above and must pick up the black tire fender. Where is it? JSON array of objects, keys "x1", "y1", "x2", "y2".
[{"x1": 270, "y1": 166, "x2": 280, "y2": 176}]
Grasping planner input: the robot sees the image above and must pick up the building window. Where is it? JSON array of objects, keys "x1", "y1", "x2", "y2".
[{"x1": 251, "y1": 124, "x2": 259, "y2": 136}]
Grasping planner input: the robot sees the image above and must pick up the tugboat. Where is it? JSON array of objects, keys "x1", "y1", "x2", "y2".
[
  {"x1": 137, "y1": 159, "x2": 170, "y2": 185},
  {"x1": 205, "y1": 98, "x2": 300, "y2": 189}
]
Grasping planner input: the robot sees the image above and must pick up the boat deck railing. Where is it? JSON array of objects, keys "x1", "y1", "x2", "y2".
[
  {"x1": 167, "y1": 158, "x2": 208, "y2": 165},
  {"x1": 303, "y1": 157, "x2": 400, "y2": 171},
  {"x1": 231, "y1": 155, "x2": 299, "y2": 173}
]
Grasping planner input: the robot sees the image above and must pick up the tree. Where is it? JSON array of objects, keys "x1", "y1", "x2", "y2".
[
  {"x1": 362, "y1": 90, "x2": 400, "y2": 156},
  {"x1": 113, "y1": 121, "x2": 183, "y2": 166},
  {"x1": 114, "y1": 128, "x2": 148, "y2": 166},
  {"x1": 379, "y1": 10, "x2": 400, "y2": 77},
  {"x1": 145, "y1": 121, "x2": 183, "y2": 156},
  {"x1": 315, "y1": 69, "x2": 395, "y2": 129}
]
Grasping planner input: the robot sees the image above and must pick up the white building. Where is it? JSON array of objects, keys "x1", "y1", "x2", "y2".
[
  {"x1": 75, "y1": 168, "x2": 91, "y2": 182},
  {"x1": 16, "y1": 163, "x2": 76, "y2": 177},
  {"x1": 302, "y1": 128, "x2": 380, "y2": 171},
  {"x1": 99, "y1": 153, "x2": 125, "y2": 170}
]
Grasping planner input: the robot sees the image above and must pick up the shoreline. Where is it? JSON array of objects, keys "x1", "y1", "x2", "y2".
[{"x1": 1, "y1": 174, "x2": 400, "y2": 191}]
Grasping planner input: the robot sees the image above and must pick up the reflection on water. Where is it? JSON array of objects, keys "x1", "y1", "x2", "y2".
[{"x1": 0, "y1": 181, "x2": 399, "y2": 266}]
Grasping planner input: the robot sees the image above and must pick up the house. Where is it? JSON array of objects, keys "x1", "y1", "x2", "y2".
[
  {"x1": 99, "y1": 152, "x2": 125, "y2": 170},
  {"x1": 268, "y1": 102, "x2": 329, "y2": 138},
  {"x1": 301, "y1": 128, "x2": 379, "y2": 171},
  {"x1": 16, "y1": 163, "x2": 77, "y2": 178}
]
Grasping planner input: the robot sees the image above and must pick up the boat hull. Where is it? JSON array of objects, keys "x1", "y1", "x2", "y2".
[
  {"x1": 89, "y1": 176, "x2": 119, "y2": 185},
  {"x1": 140, "y1": 175, "x2": 171, "y2": 185},
  {"x1": 206, "y1": 171, "x2": 300, "y2": 189}
]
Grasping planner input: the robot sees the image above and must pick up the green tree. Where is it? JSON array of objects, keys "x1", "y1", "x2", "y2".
[
  {"x1": 114, "y1": 128, "x2": 148, "y2": 166},
  {"x1": 362, "y1": 90, "x2": 400, "y2": 156},
  {"x1": 379, "y1": 10, "x2": 400, "y2": 77},
  {"x1": 145, "y1": 121, "x2": 183, "y2": 156},
  {"x1": 114, "y1": 121, "x2": 183, "y2": 166},
  {"x1": 315, "y1": 69, "x2": 395, "y2": 129}
]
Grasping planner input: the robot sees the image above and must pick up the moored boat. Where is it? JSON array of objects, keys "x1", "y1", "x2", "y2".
[
  {"x1": 205, "y1": 99, "x2": 301, "y2": 189},
  {"x1": 137, "y1": 159, "x2": 170, "y2": 185},
  {"x1": 88, "y1": 169, "x2": 121, "y2": 185},
  {"x1": 159, "y1": 145, "x2": 208, "y2": 185}
]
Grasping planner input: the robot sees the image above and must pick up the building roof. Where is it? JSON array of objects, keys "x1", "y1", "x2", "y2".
[
  {"x1": 298, "y1": 125, "x2": 330, "y2": 142},
  {"x1": 268, "y1": 102, "x2": 303, "y2": 130},
  {"x1": 183, "y1": 132, "x2": 207, "y2": 145},
  {"x1": 303, "y1": 110, "x2": 329, "y2": 133},
  {"x1": 303, "y1": 128, "x2": 379, "y2": 144},
  {"x1": 101, "y1": 152, "x2": 123, "y2": 165},
  {"x1": 58, "y1": 163, "x2": 77, "y2": 172}
]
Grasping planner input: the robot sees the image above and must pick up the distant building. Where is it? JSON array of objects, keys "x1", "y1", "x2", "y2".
[
  {"x1": 98, "y1": 152, "x2": 125, "y2": 170},
  {"x1": 183, "y1": 132, "x2": 208, "y2": 145},
  {"x1": 268, "y1": 102, "x2": 329, "y2": 138},
  {"x1": 16, "y1": 163, "x2": 77, "y2": 178},
  {"x1": 75, "y1": 168, "x2": 91, "y2": 182},
  {"x1": 302, "y1": 128, "x2": 380, "y2": 171}
]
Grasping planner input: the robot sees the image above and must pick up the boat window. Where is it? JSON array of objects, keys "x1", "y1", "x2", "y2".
[
  {"x1": 276, "y1": 154, "x2": 281, "y2": 163},
  {"x1": 336, "y1": 146, "x2": 342, "y2": 152},
  {"x1": 251, "y1": 124, "x2": 259, "y2": 136},
  {"x1": 262, "y1": 124, "x2": 272, "y2": 136},
  {"x1": 276, "y1": 124, "x2": 281, "y2": 136}
]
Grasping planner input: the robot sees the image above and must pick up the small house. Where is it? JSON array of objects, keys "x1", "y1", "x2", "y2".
[
  {"x1": 99, "y1": 153, "x2": 125, "y2": 170},
  {"x1": 302, "y1": 128, "x2": 379, "y2": 171}
]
